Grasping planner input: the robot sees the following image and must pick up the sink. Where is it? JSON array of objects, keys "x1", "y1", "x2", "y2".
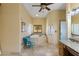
[{"x1": 70, "y1": 37, "x2": 79, "y2": 43}]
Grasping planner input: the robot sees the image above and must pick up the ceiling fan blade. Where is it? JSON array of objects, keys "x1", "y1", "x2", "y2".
[
  {"x1": 46, "y1": 7, "x2": 50, "y2": 11},
  {"x1": 39, "y1": 8, "x2": 42, "y2": 12},
  {"x1": 46, "y1": 3, "x2": 53, "y2": 5},
  {"x1": 32, "y1": 5, "x2": 40, "y2": 7}
]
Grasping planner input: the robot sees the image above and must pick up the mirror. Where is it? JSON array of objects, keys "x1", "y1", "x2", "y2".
[{"x1": 71, "y1": 7, "x2": 79, "y2": 36}]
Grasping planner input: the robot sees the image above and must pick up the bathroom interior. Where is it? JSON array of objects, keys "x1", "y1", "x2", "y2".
[{"x1": 0, "y1": 3, "x2": 79, "y2": 56}]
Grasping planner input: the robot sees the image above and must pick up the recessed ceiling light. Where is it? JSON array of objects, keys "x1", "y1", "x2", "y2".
[{"x1": 36, "y1": 14, "x2": 38, "y2": 16}]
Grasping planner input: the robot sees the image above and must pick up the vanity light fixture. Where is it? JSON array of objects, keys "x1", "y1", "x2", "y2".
[
  {"x1": 71, "y1": 11, "x2": 75, "y2": 16},
  {"x1": 71, "y1": 7, "x2": 79, "y2": 16},
  {"x1": 76, "y1": 8, "x2": 79, "y2": 14}
]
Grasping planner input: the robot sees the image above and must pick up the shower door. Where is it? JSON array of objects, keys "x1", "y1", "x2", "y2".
[{"x1": 60, "y1": 21, "x2": 67, "y2": 40}]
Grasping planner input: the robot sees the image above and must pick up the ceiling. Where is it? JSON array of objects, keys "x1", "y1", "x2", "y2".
[{"x1": 23, "y1": 3, "x2": 66, "y2": 18}]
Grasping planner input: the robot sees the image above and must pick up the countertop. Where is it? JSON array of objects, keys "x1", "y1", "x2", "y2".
[{"x1": 60, "y1": 39, "x2": 79, "y2": 53}]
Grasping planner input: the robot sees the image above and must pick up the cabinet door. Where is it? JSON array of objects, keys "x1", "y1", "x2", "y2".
[{"x1": 59, "y1": 42, "x2": 64, "y2": 56}]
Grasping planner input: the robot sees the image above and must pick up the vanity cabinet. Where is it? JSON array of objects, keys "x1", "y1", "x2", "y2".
[
  {"x1": 66, "y1": 46, "x2": 79, "y2": 56},
  {"x1": 59, "y1": 42, "x2": 79, "y2": 56},
  {"x1": 59, "y1": 42, "x2": 70, "y2": 56},
  {"x1": 63, "y1": 46, "x2": 74, "y2": 56},
  {"x1": 59, "y1": 42, "x2": 64, "y2": 56}
]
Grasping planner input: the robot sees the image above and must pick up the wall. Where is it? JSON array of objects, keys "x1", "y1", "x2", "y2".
[
  {"x1": 1, "y1": 3, "x2": 21, "y2": 54},
  {"x1": 46, "y1": 10, "x2": 66, "y2": 55},
  {"x1": 0, "y1": 4, "x2": 33, "y2": 55},
  {"x1": 66, "y1": 3, "x2": 79, "y2": 12},
  {"x1": 46, "y1": 10, "x2": 66, "y2": 39},
  {"x1": 70, "y1": 3, "x2": 79, "y2": 11},
  {"x1": 0, "y1": 5, "x2": 1, "y2": 40},
  {"x1": 19, "y1": 4, "x2": 33, "y2": 38},
  {"x1": 71, "y1": 4, "x2": 79, "y2": 24},
  {"x1": 32, "y1": 18, "x2": 46, "y2": 34},
  {"x1": 0, "y1": 6, "x2": 2, "y2": 54}
]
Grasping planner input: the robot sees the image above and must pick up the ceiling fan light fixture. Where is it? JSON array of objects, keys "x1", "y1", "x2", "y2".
[
  {"x1": 32, "y1": 3, "x2": 53, "y2": 12},
  {"x1": 41, "y1": 5, "x2": 46, "y2": 9}
]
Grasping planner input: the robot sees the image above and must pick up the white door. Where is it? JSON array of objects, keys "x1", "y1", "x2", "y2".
[{"x1": 60, "y1": 21, "x2": 67, "y2": 40}]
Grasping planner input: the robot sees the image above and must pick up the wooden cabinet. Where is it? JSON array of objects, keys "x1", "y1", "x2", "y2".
[
  {"x1": 66, "y1": 46, "x2": 79, "y2": 56},
  {"x1": 59, "y1": 42, "x2": 64, "y2": 56},
  {"x1": 59, "y1": 41, "x2": 79, "y2": 56},
  {"x1": 59, "y1": 42, "x2": 73, "y2": 56}
]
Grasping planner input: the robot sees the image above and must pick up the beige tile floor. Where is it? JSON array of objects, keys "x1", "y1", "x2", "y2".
[
  {"x1": 21, "y1": 45, "x2": 59, "y2": 56},
  {"x1": 21, "y1": 34, "x2": 59, "y2": 56}
]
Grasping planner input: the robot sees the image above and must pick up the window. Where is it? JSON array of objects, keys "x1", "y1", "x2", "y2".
[{"x1": 33, "y1": 25, "x2": 42, "y2": 33}]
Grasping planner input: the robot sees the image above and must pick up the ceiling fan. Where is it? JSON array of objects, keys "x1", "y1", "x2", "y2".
[{"x1": 32, "y1": 3, "x2": 53, "y2": 12}]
